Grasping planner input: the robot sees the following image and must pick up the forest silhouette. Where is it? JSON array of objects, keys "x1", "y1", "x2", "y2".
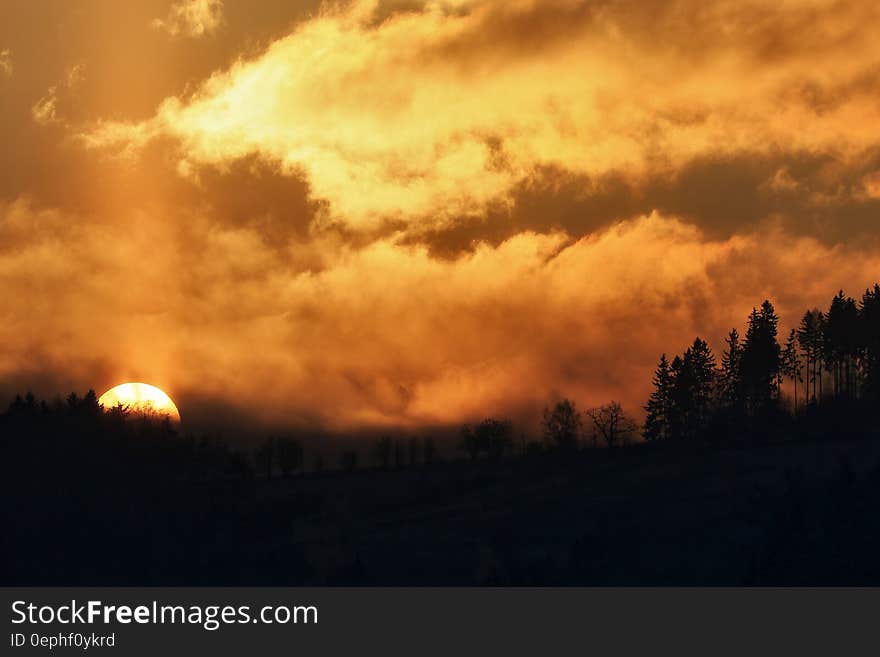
[{"x1": 3, "y1": 282, "x2": 880, "y2": 585}]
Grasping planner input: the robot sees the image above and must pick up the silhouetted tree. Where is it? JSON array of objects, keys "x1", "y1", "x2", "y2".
[
  {"x1": 407, "y1": 437, "x2": 421, "y2": 466},
  {"x1": 474, "y1": 418, "x2": 513, "y2": 460},
  {"x1": 228, "y1": 451, "x2": 254, "y2": 480},
  {"x1": 644, "y1": 285, "x2": 880, "y2": 441},
  {"x1": 276, "y1": 437, "x2": 304, "y2": 478},
  {"x1": 8, "y1": 392, "x2": 33, "y2": 415},
  {"x1": 523, "y1": 441, "x2": 545, "y2": 458},
  {"x1": 423, "y1": 436, "x2": 437, "y2": 465},
  {"x1": 373, "y1": 436, "x2": 393, "y2": 469},
  {"x1": 781, "y1": 328, "x2": 802, "y2": 412},
  {"x1": 80, "y1": 389, "x2": 102, "y2": 420},
  {"x1": 687, "y1": 338, "x2": 717, "y2": 431},
  {"x1": 741, "y1": 301, "x2": 781, "y2": 412},
  {"x1": 644, "y1": 354, "x2": 672, "y2": 442},
  {"x1": 542, "y1": 399, "x2": 581, "y2": 451},
  {"x1": 719, "y1": 329, "x2": 743, "y2": 409},
  {"x1": 460, "y1": 425, "x2": 480, "y2": 461},
  {"x1": 667, "y1": 355, "x2": 686, "y2": 440},
  {"x1": 798, "y1": 309, "x2": 825, "y2": 404},
  {"x1": 586, "y1": 401, "x2": 637, "y2": 448},
  {"x1": 105, "y1": 402, "x2": 130, "y2": 424},
  {"x1": 339, "y1": 450, "x2": 358, "y2": 473},
  {"x1": 668, "y1": 338, "x2": 716, "y2": 440},
  {"x1": 824, "y1": 291, "x2": 859, "y2": 398},
  {"x1": 861, "y1": 285, "x2": 880, "y2": 400},
  {"x1": 393, "y1": 440, "x2": 405, "y2": 468},
  {"x1": 255, "y1": 437, "x2": 275, "y2": 480}
]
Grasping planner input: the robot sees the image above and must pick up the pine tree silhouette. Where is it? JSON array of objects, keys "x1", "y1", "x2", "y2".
[
  {"x1": 861, "y1": 285, "x2": 880, "y2": 400},
  {"x1": 667, "y1": 338, "x2": 716, "y2": 440},
  {"x1": 798, "y1": 309, "x2": 825, "y2": 404},
  {"x1": 824, "y1": 291, "x2": 859, "y2": 398},
  {"x1": 741, "y1": 301, "x2": 781, "y2": 413},
  {"x1": 719, "y1": 329, "x2": 743, "y2": 410},
  {"x1": 644, "y1": 354, "x2": 672, "y2": 441},
  {"x1": 782, "y1": 328, "x2": 802, "y2": 412}
]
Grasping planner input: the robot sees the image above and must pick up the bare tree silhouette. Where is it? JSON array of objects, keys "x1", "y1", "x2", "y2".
[{"x1": 586, "y1": 401, "x2": 638, "y2": 448}]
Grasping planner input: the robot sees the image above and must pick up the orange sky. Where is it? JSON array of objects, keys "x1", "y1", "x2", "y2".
[{"x1": 2, "y1": 0, "x2": 880, "y2": 433}]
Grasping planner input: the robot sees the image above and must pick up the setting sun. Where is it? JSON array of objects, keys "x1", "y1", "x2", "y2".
[{"x1": 98, "y1": 382, "x2": 181, "y2": 423}]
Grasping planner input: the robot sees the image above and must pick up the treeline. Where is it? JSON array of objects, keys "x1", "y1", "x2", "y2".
[
  {"x1": 1, "y1": 390, "x2": 321, "y2": 584},
  {"x1": 0, "y1": 390, "x2": 250, "y2": 480},
  {"x1": 0, "y1": 390, "x2": 638, "y2": 481},
  {"x1": 4, "y1": 281, "x2": 880, "y2": 479},
  {"x1": 250, "y1": 434, "x2": 443, "y2": 478},
  {"x1": 644, "y1": 283, "x2": 880, "y2": 443},
  {"x1": 0, "y1": 392, "x2": 450, "y2": 479}
]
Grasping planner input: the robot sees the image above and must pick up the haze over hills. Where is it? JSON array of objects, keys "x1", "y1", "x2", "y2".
[{"x1": 4, "y1": 281, "x2": 880, "y2": 584}]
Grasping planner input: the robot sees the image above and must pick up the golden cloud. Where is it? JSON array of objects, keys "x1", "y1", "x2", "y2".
[
  {"x1": 152, "y1": 0, "x2": 224, "y2": 38},
  {"x1": 31, "y1": 64, "x2": 86, "y2": 127},
  {"x1": 5, "y1": 1, "x2": 880, "y2": 434},
  {"x1": 31, "y1": 88, "x2": 59, "y2": 125},
  {"x1": 3, "y1": 194, "x2": 878, "y2": 430},
  {"x1": 0, "y1": 49, "x2": 11, "y2": 78},
  {"x1": 84, "y1": 0, "x2": 880, "y2": 234}
]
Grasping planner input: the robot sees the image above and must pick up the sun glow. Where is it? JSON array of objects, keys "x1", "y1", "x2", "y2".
[{"x1": 98, "y1": 382, "x2": 181, "y2": 423}]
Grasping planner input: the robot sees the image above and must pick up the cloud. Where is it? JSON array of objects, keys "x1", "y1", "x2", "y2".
[
  {"x1": 6, "y1": 1, "x2": 880, "y2": 435},
  {"x1": 410, "y1": 150, "x2": 880, "y2": 256},
  {"x1": 83, "y1": 0, "x2": 880, "y2": 240},
  {"x1": 2, "y1": 194, "x2": 878, "y2": 432},
  {"x1": 0, "y1": 49, "x2": 11, "y2": 78},
  {"x1": 65, "y1": 63, "x2": 85, "y2": 88},
  {"x1": 31, "y1": 64, "x2": 86, "y2": 126},
  {"x1": 152, "y1": 0, "x2": 224, "y2": 38},
  {"x1": 31, "y1": 87, "x2": 59, "y2": 125}
]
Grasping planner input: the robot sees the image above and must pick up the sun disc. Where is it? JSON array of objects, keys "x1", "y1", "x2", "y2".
[{"x1": 98, "y1": 382, "x2": 181, "y2": 423}]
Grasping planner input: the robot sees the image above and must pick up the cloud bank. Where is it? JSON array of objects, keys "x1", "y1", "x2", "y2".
[
  {"x1": 87, "y1": 0, "x2": 880, "y2": 240},
  {"x1": 3, "y1": 0, "x2": 880, "y2": 434},
  {"x1": 3, "y1": 196, "x2": 878, "y2": 431}
]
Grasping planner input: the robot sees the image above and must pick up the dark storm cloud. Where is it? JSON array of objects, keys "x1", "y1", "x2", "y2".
[
  {"x1": 414, "y1": 148, "x2": 880, "y2": 256},
  {"x1": 177, "y1": 157, "x2": 326, "y2": 244}
]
